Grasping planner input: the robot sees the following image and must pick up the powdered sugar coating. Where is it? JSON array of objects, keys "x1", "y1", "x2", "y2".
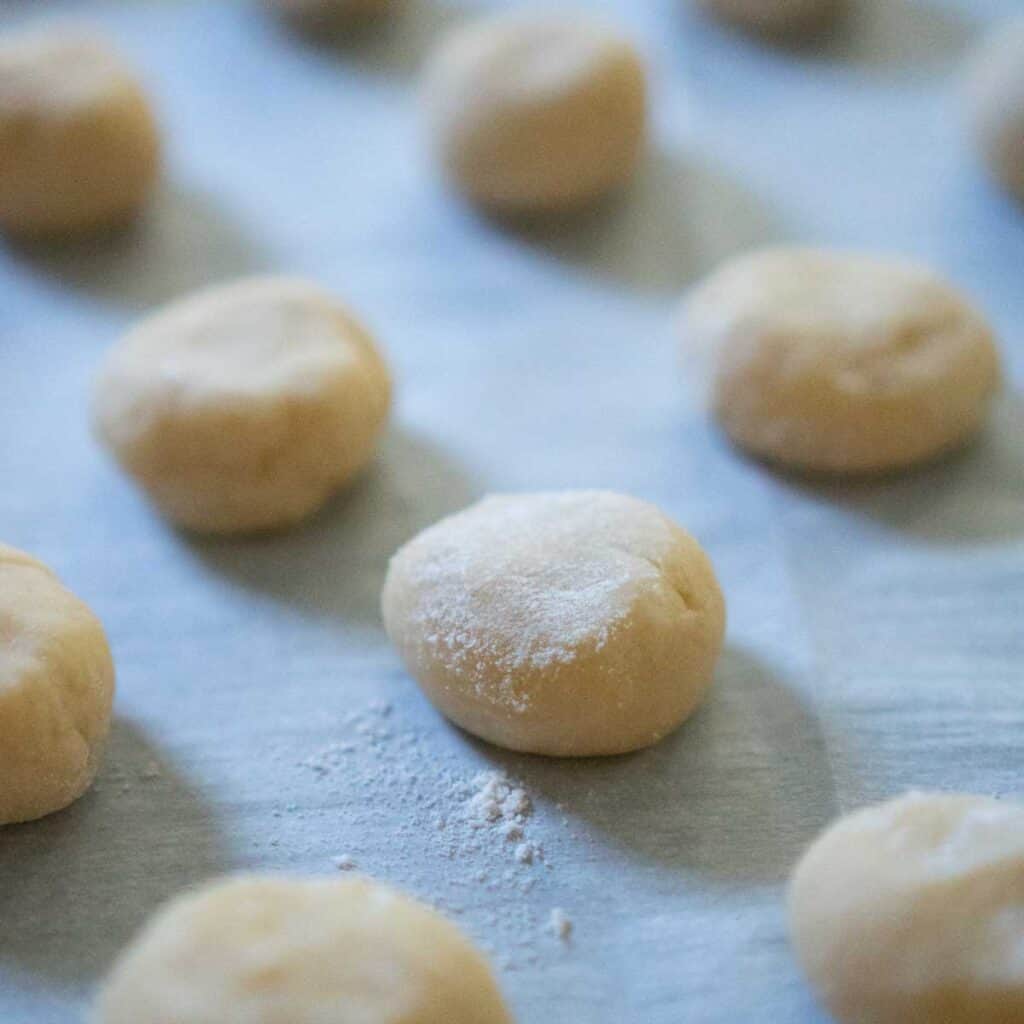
[{"x1": 382, "y1": 490, "x2": 725, "y2": 757}]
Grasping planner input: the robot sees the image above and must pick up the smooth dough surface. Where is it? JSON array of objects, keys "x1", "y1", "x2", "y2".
[
  {"x1": 423, "y1": 11, "x2": 647, "y2": 213},
  {"x1": 94, "y1": 874, "x2": 513, "y2": 1024},
  {"x1": 92, "y1": 276, "x2": 392, "y2": 534},
  {"x1": 382, "y1": 491, "x2": 725, "y2": 757},
  {"x1": 0, "y1": 27, "x2": 159, "y2": 236},
  {"x1": 964, "y1": 19, "x2": 1024, "y2": 204},
  {"x1": 0, "y1": 545, "x2": 115, "y2": 825},
  {"x1": 695, "y1": 0, "x2": 843, "y2": 37},
  {"x1": 679, "y1": 247, "x2": 1001, "y2": 474},
  {"x1": 789, "y1": 792, "x2": 1024, "y2": 1024}
]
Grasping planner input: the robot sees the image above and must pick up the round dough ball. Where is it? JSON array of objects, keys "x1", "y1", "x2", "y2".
[
  {"x1": 695, "y1": 0, "x2": 843, "y2": 37},
  {"x1": 0, "y1": 545, "x2": 115, "y2": 825},
  {"x1": 382, "y1": 490, "x2": 725, "y2": 757},
  {"x1": 0, "y1": 27, "x2": 160, "y2": 237},
  {"x1": 92, "y1": 276, "x2": 392, "y2": 534},
  {"x1": 267, "y1": 0, "x2": 393, "y2": 32},
  {"x1": 95, "y1": 874, "x2": 514, "y2": 1024},
  {"x1": 788, "y1": 792, "x2": 1024, "y2": 1024},
  {"x1": 964, "y1": 19, "x2": 1024, "y2": 205},
  {"x1": 679, "y1": 247, "x2": 1001, "y2": 474},
  {"x1": 423, "y1": 12, "x2": 647, "y2": 213}
]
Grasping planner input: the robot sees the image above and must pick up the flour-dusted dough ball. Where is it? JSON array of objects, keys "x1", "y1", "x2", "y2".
[
  {"x1": 680, "y1": 247, "x2": 1001, "y2": 474},
  {"x1": 0, "y1": 27, "x2": 160, "y2": 237},
  {"x1": 95, "y1": 874, "x2": 514, "y2": 1024},
  {"x1": 964, "y1": 19, "x2": 1024, "y2": 205},
  {"x1": 423, "y1": 11, "x2": 647, "y2": 213},
  {"x1": 789, "y1": 792, "x2": 1024, "y2": 1024},
  {"x1": 92, "y1": 277, "x2": 392, "y2": 534},
  {"x1": 382, "y1": 491, "x2": 725, "y2": 757},
  {"x1": 268, "y1": 0, "x2": 393, "y2": 32},
  {"x1": 0, "y1": 545, "x2": 115, "y2": 825},
  {"x1": 696, "y1": 0, "x2": 843, "y2": 38}
]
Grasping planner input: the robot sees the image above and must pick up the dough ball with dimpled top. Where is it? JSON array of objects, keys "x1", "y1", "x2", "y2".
[
  {"x1": 0, "y1": 26, "x2": 159, "y2": 237},
  {"x1": 679, "y1": 247, "x2": 1001, "y2": 474},
  {"x1": 789, "y1": 792, "x2": 1024, "y2": 1024},
  {"x1": 423, "y1": 11, "x2": 647, "y2": 213},
  {"x1": 92, "y1": 277, "x2": 392, "y2": 534},
  {"x1": 0, "y1": 544, "x2": 115, "y2": 825},
  {"x1": 94, "y1": 874, "x2": 514, "y2": 1024},
  {"x1": 382, "y1": 490, "x2": 725, "y2": 757}
]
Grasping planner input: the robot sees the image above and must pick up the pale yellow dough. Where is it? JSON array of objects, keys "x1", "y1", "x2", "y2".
[
  {"x1": 92, "y1": 277, "x2": 392, "y2": 534},
  {"x1": 423, "y1": 11, "x2": 647, "y2": 213},
  {"x1": 789, "y1": 792, "x2": 1024, "y2": 1024},
  {"x1": 0, "y1": 545, "x2": 115, "y2": 825},
  {"x1": 94, "y1": 875, "x2": 514, "y2": 1024},
  {"x1": 679, "y1": 247, "x2": 1001, "y2": 474},
  {"x1": 696, "y1": 0, "x2": 843, "y2": 37},
  {"x1": 964, "y1": 19, "x2": 1024, "y2": 205},
  {"x1": 382, "y1": 491, "x2": 725, "y2": 757},
  {"x1": 0, "y1": 27, "x2": 160, "y2": 237}
]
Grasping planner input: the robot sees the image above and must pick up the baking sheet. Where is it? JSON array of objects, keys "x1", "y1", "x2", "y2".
[{"x1": 1, "y1": 1, "x2": 1023, "y2": 1021}]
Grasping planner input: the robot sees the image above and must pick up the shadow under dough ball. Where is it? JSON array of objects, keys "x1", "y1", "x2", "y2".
[
  {"x1": 423, "y1": 10, "x2": 647, "y2": 214},
  {"x1": 0, "y1": 545, "x2": 115, "y2": 825},
  {"x1": 964, "y1": 18, "x2": 1024, "y2": 205},
  {"x1": 679, "y1": 246, "x2": 1002, "y2": 475},
  {"x1": 91, "y1": 276, "x2": 392, "y2": 535},
  {"x1": 0, "y1": 26, "x2": 160, "y2": 237},
  {"x1": 266, "y1": 0, "x2": 394, "y2": 32},
  {"x1": 382, "y1": 490, "x2": 726, "y2": 757},
  {"x1": 95, "y1": 875, "x2": 514, "y2": 1024},
  {"x1": 695, "y1": 0, "x2": 844, "y2": 38},
  {"x1": 789, "y1": 792, "x2": 1024, "y2": 1024}
]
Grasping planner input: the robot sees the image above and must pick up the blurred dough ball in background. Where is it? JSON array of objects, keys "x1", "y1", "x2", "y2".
[
  {"x1": 95, "y1": 875, "x2": 514, "y2": 1024},
  {"x1": 964, "y1": 18, "x2": 1024, "y2": 205},
  {"x1": 0, "y1": 26, "x2": 159, "y2": 237},
  {"x1": 423, "y1": 11, "x2": 647, "y2": 214},
  {"x1": 695, "y1": 0, "x2": 844, "y2": 38},
  {"x1": 679, "y1": 247, "x2": 1001, "y2": 475},
  {"x1": 92, "y1": 277, "x2": 392, "y2": 535},
  {"x1": 0, "y1": 545, "x2": 115, "y2": 826},
  {"x1": 382, "y1": 490, "x2": 725, "y2": 757},
  {"x1": 266, "y1": 0, "x2": 394, "y2": 33},
  {"x1": 789, "y1": 792, "x2": 1024, "y2": 1024}
]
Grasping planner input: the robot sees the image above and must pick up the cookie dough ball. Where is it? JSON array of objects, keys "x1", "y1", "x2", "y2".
[
  {"x1": 92, "y1": 277, "x2": 392, "y2": 534},
  {"x1": 679, "y1": 247, "x2": 1001, "y2": 474},
  {"x1": 95, "y1": 874, "x2": 514, "y2": 1024},
  {"x1": 423, "y1": 12, "x2": 647, "y2": 213},
  {"x1": 0, "y1": 545, "x2": 115, "y2": 825},
  {"x1": 789, "y1": 792, "x2": 1024, "y2": 1024},
  {"x1": 382, "y1": 491, "x2": 725, "y2": 757},
  {"x1": 695, "y1": 0, "x2": 843, "y2": 38},
  {"x1": 0, "y1": 27, "x2": 160, "y2": 237},
  {"x1": 267, "y1": 0, "x2": 393, "y2": 33},
  {"x1": 964, "y1": 19, "x2": 1024, "y2": 205}
]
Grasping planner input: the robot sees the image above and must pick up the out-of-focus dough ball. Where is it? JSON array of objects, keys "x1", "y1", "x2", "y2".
[
  {"x1": 382, "y1": 490, "x2": 725, "y2": 757},
  {"x1": 964, "y1": 19, "x2": 1024, "y2": 205},
  {"x1": 267, "y1": 0, "x2": 393, "y2": 32},
  {"x1": 92, "y1": 277, "x2": 392, "y2": 535},
  {"x1": 94, "y1": 874, "x2": 514, "y2": 1024},
  {"x1": 695, "y1": 0, "x2": 844, "y2": 38},
  {"x1": 423, "y1": 11, "x2": 647, "y2": 213},
  {"x1": 0, "y1": 545, "x2": 115, "y2": 825},
  {"x1": 0, "y1": 27, "x2": 160, "y2": 237},
  {"x1": 789, "y1": 792, "x2": 1024, "y2": 1024},
  {"x1": 679, "y1": 247, "x2": 1001, "y2": 474}
]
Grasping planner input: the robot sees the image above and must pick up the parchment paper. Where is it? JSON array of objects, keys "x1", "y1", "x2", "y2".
[{"x1": 1, "y1": 1, "x2": 1022, "y2": 1021}]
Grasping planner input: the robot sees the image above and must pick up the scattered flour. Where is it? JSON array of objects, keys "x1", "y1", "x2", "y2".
[{"x1": 548, "y1": 908, "x2": 573, "y2": 941}]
